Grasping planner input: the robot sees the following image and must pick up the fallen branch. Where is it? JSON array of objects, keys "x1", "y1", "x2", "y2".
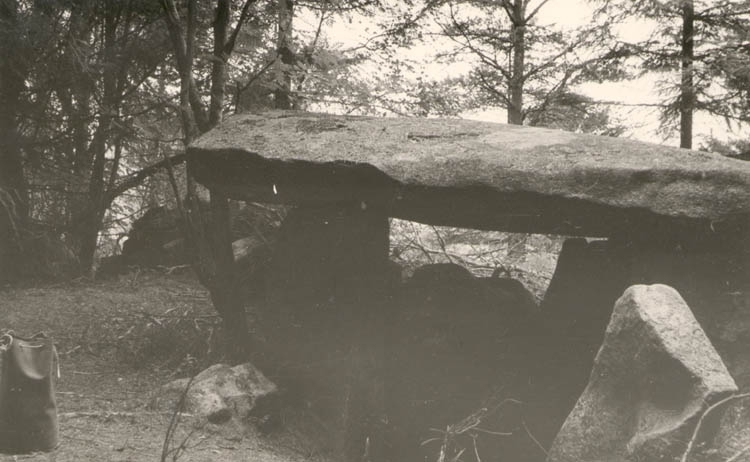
[
  {"x1": 522, "y1": 420, "x2": 549, "y2": 458},
  {"x1": 157, "y1": 264, "x2": 192, "y2": 274},
  {"x1": 680, "y1": 392, "x2": 750, "y2": 462},
  {"x1": 422, "y1": 392, "x2": 520, "y2": 461},
  {"x1": 59, "y1": 411, "x2": 195, "y2": 419},
  {"x1": 161, "y1": 374, "x2": 197, "y2": 462}
]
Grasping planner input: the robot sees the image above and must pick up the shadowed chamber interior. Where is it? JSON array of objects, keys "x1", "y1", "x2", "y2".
[{"x1": 255, "y1": 202, "x2": 749, "y2": 462}]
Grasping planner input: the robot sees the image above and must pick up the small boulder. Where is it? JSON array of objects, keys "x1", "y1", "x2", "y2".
[
  {"x1": 154, "y1": 363, "x2": 278, "y2": 424},
  {"x1": 548, "y1": 284, "x2": 738, "y2": 462}
]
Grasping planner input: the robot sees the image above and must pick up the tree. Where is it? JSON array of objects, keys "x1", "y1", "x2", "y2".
[
  {"x1": 0, "y1": 0, "x2": 193, "y2": 279},
  {"x1": 60, "y1": 0, "x2": 175, "y2": 274},
  {"x1": 372, "y1": 0, "x2": 627, "y2": 131},
  {"x1": 0, "y1": 0, "x2": 41, "y2": 280},
  {"x1": 702, "y1": 137, "x2": 750, "y2": 161},
  {"x1": 228, "y1": 0, "x2": 395, "y2": 114},
  {"x1": 160, "y1": 0, "x2": 260, "y2": 359},
  {"x1": 592, "y1": 0, "x2": 750, "y2": 148},
  {"x1": 274, "y1": 0, "x2": 295, "y2": 108}
]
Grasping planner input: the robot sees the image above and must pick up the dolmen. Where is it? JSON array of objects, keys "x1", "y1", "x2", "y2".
[{"x1": 188, "y1": 111, "x2": 750, "y2": 461}]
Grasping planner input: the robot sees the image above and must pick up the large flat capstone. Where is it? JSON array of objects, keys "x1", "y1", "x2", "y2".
[{"x1": 188, "y1": 111, "x2": 750, "y2": 238}]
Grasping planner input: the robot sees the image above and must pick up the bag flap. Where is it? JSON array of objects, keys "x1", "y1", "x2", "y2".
[{"x1": 9, "y1": 336, "x2": 54, "y2": 380}]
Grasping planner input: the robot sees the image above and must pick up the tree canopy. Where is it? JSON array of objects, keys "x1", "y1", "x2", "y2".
[{"x1": 0, "y1": 0, "x2": 747, "y2": 351}]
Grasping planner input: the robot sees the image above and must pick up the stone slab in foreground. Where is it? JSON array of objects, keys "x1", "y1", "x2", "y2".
[
  {"x1": 548, "y1": 284, "x2": 737, "y2": 462},
  {"x1": 189, "y1": 111, "x2": 750, "y2": 238},
  {"x1": 154, "y1": 363, "x2": 278, "y2": 424}
]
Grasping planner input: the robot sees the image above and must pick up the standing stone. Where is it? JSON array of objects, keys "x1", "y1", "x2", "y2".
[
  {"x1": 262, "y1": 202, "x2": 391, "y2": 462},
  {"x1": 265, "y1": 202, "x2": 390, "y2": 310},
  {"x1": 541, "y1": 238, "x2": 629, "y2": 347},
  {"x1": 548, "y1": 284, "x2": 737, "y2": 462}
]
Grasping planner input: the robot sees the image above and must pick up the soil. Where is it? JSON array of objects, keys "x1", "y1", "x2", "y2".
[
  {"x1": 3, "y1": 252, "x2": 748, "y2": 462},
  {"x1": 0, "y1": 271, "x2": 333, "y2": 462}
]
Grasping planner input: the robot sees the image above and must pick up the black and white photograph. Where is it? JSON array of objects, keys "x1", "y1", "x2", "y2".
[{"x1": 0, "y1": 0, "x2": 749, "y2": 460}]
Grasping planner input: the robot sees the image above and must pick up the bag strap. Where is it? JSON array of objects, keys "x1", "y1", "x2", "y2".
[{"x1": 53, "y1": 344, "x2": 60, "y2": 379}]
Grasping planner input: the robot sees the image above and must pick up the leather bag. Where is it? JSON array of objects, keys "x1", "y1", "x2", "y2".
[{"x1": 0, "y1": 332, "x2": 59, "y2": 453}]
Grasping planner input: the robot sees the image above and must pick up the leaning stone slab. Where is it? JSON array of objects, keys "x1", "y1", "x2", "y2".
[
  {"x1": 548, "y1": 284, "x2": 737, "y2": 462},
  {"x1": 154, "y1": 363, "x2": 278, "y2": 424}
]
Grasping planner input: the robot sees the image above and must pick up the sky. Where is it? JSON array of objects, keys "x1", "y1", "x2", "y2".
[{"x1": 294, "y1": 0, "x2": 747, "y2": 149}]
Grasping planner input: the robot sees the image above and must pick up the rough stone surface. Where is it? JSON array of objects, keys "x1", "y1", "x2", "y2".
[
  {"x1": 155, "y1": 363, "x2": 278, "y2": 424},
  {"x1": 188, "y1": 111, "x2": 750, "y2": 238},
  {"x1": 548, "y1": 284, "x2": 738, "y2": 462}
]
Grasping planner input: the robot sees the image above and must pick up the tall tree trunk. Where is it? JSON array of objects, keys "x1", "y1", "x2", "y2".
[
  {"x1": 161, "y1": 0, "x2": 252, "y2": 361},
  {"x1": 0, "y1": 0, "x2": 30, "y2": 282},
  {"x1": 274, "y1": 0, "x2": 294, "y2": 109},
  {"x1": 206, "y1": 192, "x2": 250, "y2": 359},
  {"x1": 679, "y1": 0, "x2": 695, "y2": 149},
  {"x1": 206, "y1": 0, "x2": 250, "y2": 359},
  {"x1": 76, "y1": 7, "x2": 119, "y2": 275},
  {"x1": 505, "y1": 1, "x2": 528, "y2": 264},
  {"x1": 507, "y1": 0, "x2": 525, "y2": 125}
]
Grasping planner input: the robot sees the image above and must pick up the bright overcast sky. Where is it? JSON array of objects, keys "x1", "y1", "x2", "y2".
[{"x1": 296, "y1": 0, "x2": 744, "y2": 148}]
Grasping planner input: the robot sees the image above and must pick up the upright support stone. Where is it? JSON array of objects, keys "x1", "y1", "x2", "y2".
[
  {"x1": 542, "y1": 237, "x2": 750, "y2": 382},
  {"x1": 548, "y1": 284, "x2": 738, "y2": 462},
  {"x1": 262, "y1": 201, "x2": 392, "y2": 462},
  {"x1": 265, "y1": 202, "x2": 390, "y2": 310},
  {"x1": 541, "y1": 238, "x2": 629, "y2": 347}
]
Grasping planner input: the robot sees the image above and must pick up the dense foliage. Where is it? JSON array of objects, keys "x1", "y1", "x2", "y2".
[{"x1": 0, "y1": 0, "x2": 747, "y2": 339}]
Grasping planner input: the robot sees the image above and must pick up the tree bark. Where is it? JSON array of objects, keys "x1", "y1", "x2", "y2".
[
  {"x1": 274, "y1": 0, "x2": 295, "y2": 109},
  {"x1": 680, "y1": 0, "x2": 695, "y2": 149},
  {"x1": 505, "y1": 0, "x2": 527, "y2": 261},
  {"x1": 161, "y1": 0, "x2": 251, "y2": 361},
  {"x1": 206, "y1": 0, "x2": 250, "y2": 358},
  {"x1": 0, "y1": 0, "x2": 30, "y2": 282},
  {"x1": 206, "y1": 192, "x2": 251, "y2": 358},
  {"x1": 507, "y1": 0, "x2": 525, "y2": 125},
  {"x1": 76, "y1": 6, "x2": 119, "y2": 275}
]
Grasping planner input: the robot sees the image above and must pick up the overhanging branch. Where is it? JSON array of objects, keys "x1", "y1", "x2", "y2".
[{"x1": 104, "y1": 153, "x2": 186, "y2": 204}]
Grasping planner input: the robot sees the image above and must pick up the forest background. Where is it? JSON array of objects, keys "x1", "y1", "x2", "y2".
[{"x1": 0, "y1": 0, "x2": 748, "y2": 351}]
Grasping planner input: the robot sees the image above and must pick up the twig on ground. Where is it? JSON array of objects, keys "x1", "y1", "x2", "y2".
[
  {"x1": 158, "y1": 264, "x2": 191, "y2": 275},
  {"x1": 680, "y1": 392, "x2": 750, "y2": 462},
  {"x1": 57, "y1": 391, "x2": 134, "y2": 400},
  {"x1": 60, "y1": 411, "x2": 194, "y2": 419},
  {"x1": 424, "y1": 392, "x2": 520, "y2": 461},
  {"x1": 522, "y1": 420, "x2": 548, "y2": 458},
  {"x1": 472, "y1": 435, "x2": 482, "y2": 462},
  {"x1": 161, "y1": 374, "x2": 197, "y2": 462}
]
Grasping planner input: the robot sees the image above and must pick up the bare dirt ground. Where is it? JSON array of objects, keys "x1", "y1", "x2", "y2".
[{"x1": 0, "y1": 272, "x2": 333, "y2": 462}]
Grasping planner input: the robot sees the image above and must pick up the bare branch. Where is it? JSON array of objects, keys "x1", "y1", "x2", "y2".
[
  {"x1": 525, "y1": 0, "x2": 551, "y2": 22},
  {"x1": 225, "y1": 0, "x2": 258, "y2": 56},
  {"x1": 105, "y1": 153, "x2": 186, "y2": 204}
]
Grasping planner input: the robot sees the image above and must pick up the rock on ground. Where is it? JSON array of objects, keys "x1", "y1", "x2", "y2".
[
  {"x1": 154, "y1": 363, "x2": 278, "y2": 424},
  {"x1": 548, "y1": 284, "x2": 738, "y2": 462}
]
